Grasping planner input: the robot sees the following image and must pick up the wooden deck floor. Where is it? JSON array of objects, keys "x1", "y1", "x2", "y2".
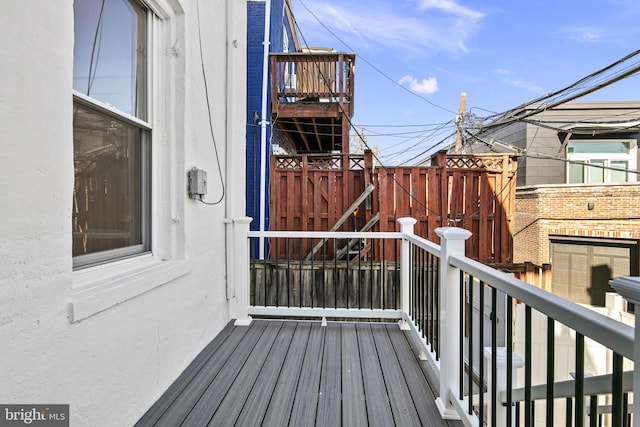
[{"x1": 136, "y1": 319, "x2": 463, "y2": 427}]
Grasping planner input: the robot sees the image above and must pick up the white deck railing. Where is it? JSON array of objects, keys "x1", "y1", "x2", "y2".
[{"x1": 233, "y1": 217, "x2": 638, "y2": 426}]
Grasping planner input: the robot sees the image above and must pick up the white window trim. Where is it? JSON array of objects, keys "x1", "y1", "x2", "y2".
[
  {"x1": 69, "y1": 1, "x2": 188, "y2": 322},
  {"x1": 73, "y1": 90, "x2": 153, "y2": 130}
]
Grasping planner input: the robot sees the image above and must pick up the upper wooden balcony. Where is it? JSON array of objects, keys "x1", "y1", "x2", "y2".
[{"x1": 270, "y1": 52, "x2": 355, "y2": 153}]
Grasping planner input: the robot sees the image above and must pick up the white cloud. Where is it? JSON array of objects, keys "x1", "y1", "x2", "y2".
[
  {"x1": 417, "y1": 0, "x2": 485, "y2": 21},
  {"x1": 561, "y1": 26, "x2": 603, "y2": 42},
  {"x1": 398, "y1": 75, "x2": 439, "y2": 94},
  {"x1": 493, "y1": 69, "x2": 543, "y2": 94},
  {"x1": 295, "y1": 0, "x2": 485, "y2": 55}
]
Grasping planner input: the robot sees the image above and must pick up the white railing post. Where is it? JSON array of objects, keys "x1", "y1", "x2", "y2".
[
  {"x1": 484, "y1": 347, "x2": 524, "y2": 426},
  {"x1": 609, "y1": 276, "x2": 640, "y2": 427},
  {"x1": 233, "y1": 217, "x2": 253, "y2": 326},
  {"x1": 435, "y1": 226, "x2": 472, "y2": 419},
  {"x1": 398, "y1": 217, "x2": 417, "y2": 330}
]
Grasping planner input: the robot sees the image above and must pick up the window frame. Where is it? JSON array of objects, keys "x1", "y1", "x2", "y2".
[
  {"x1": 566, "y1": 138, "x2": 637, "y2": 184},
  {"x1": 72, "y1": 1, "x2": 154, "y2": 269}
]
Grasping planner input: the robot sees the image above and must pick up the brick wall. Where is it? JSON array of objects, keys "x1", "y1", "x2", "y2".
[{"x1": 514, "y1": 183, "x2": 640, "y2": 264}]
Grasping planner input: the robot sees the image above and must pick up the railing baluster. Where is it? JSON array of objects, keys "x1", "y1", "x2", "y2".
[
  {"x1": 435, "y1": 256, "x2": 440, "y2": 360},
  {"x1": 298, "y1": 237, "x2": 303, "y2": 308},
  {"x1": 333, "y1": 237, "x2": 338, "y2": 309},
  {"x1": 426, "y1": 252, "x2": 432, "y2": 342},
  {"x1": 507, "y1": 296, "x2": 513, "y2": 427},
  {"x1": 461, "y1": 271, "x2": 467, "y2": 403},
  {"x1": 416, "y1": 245, "x2": 421, "y2": 332},
  {"x1": 525, "y1": 305, "x2": 532, "y2": 427},
  {"x1": 322, "y1": 238, "x2": 326, "y2": 309},
  {"x1": 491, "y1": 286, "x2": 497, "y2": 427},
  {"x1": 589, "y1": 395, "x2": 597, "y2": 427},
  {"x1": 381, "y1": 239, "x2": 385, "y2": 310},
  {"x1": 274, "y1": 238, "x2": 279, "y2": 306},
  {"x1": 566, "y1": 397, "x2": 573, "y2": 427},
  {"x1": 357, "y1": 237, "x2": 361, "y2": 309},
  {"x1": 345, "y1": 237, "x2": 350, "y2": 309},
  {"x1": 395, "y1": 238, "x2": 400, "y2": 310},
  {"x1": 310, "y1": 238, "x2": 314, "y2": 308},
  {"x1": 411, "y1": 244, "x2": 416, "y2": 323},
  {"x1": 612, "y1": 352, "x2": 624, "y2": 427},
  {"x1": 478, "y1": 278, "x2": 485, "y2": 422},
  {"x1": 286, "y1": 238, "x2": 291, "y2": 307},
  {"x1": 531, "y1": 401, "x2": 535, "y2": 426},
  {"x1": 622, "y1": 393, "x2": 631, "y2": 427},
  {"x1": 416, "y1": 244, "x2": 424, "y2": 336},
  {"x1": 623, "y1": 392, "x2": 629, "y2": 427},
  {"x1": 547, "y1": 317, "x2": 555, "y2": 426},
  {"x1": 576, "y1": 333, "x2": 585, "y2": 427},
  {"x1": 263, "y1": 237, "x2": 268, "y2": 306},
  {"x1": 369, "y1": 237, "x2": 374, "y2": 310}
]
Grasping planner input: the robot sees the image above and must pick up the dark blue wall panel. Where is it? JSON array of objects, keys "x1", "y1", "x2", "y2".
[{"x1": 246, "y1": 0, "x2": 297, "y2": 238}]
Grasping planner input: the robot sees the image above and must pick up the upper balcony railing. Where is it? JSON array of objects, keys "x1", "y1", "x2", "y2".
[
  {"x1": 231, "y1": 217, "x2": 638, "y2": 426},
  {"x1": 270, "y1": 52, "x2": 355, "y2": 117}
]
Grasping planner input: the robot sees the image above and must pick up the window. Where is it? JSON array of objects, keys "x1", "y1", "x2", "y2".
[
  {"x1": 73, "y1": 0, "x2": 151, "y2": 268},
  {"x1": 566, "y1": 140, "x2": 637, "y2": 184}
]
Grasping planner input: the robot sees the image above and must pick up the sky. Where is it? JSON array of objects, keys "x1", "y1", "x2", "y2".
[{"x1": 290, "y1": 0, "x2": 640, "y2": 164}]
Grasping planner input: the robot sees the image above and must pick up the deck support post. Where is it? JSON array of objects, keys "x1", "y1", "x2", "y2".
[
  {"x1": 435, "y1": 226, "x2": 472, "y2": 420},
  {"x1": 609, "y1": 276, "x2": 640, "y2": 427},
  {"x1": 398, "y1": 217, "x2": 417, "y2": 330},
  {"x1": 233, "y1": 216, "x2": 253, "y2": 326}
]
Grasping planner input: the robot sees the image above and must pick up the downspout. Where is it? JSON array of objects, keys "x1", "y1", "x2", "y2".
[{"x1": 258, "y1": 0, "x2": 271, "y2": 259}]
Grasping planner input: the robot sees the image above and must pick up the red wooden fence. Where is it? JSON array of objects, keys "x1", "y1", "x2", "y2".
[{"x1": 270, "y1": 151, "x2": 518, "y2": 264}]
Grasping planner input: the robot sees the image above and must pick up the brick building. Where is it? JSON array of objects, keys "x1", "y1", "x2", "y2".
[
  {"x1": 514, "y1": 183, "x2": 640, "y2": 305},
  {"x1": 470, "y1": 102, "x2": 640, "y2": 306}
]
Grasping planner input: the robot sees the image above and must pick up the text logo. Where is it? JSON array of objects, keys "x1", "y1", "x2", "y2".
[{"x1": 0, "y1": 405, "x2": 68, "y2": 427}]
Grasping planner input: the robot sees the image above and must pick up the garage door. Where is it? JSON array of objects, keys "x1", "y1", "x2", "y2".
[{"x1": 550, "y1": 237, "x2": 637, "y2": 306}]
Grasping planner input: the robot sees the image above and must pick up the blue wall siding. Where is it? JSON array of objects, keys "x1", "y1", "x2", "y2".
[
  {"x1": 246, "y1": 1, "x2": 268, "y2": 233},
  {"x1": 246, "y1": 0, "x2": 295, "y2": 235}
]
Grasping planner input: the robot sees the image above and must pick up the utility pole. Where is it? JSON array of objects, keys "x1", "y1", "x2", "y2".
[{"x1": 454, "y1": 92, "x2": 467, "y2": 154}]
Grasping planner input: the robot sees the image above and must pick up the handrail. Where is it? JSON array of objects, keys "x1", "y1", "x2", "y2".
[
  {"x1": 449, "y1": 254, "x2": 634, "y2": 360},
  {"x1": 403, "y1": 232, "x2": 442, "y2": 259},
  {"x1": 247, "y1": 230, "x2": 401, "y2": 239}
]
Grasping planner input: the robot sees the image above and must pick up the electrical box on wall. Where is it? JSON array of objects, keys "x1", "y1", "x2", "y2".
[{"x1": 188, "y1": 167, "x2": 207, "y2": 199}]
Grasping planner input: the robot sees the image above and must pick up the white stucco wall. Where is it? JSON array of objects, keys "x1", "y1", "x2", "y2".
[{"x1": 0, "y1": 1, "x2": 247, "y2": 425}]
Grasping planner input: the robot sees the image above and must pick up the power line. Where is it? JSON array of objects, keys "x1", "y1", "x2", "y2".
[{"x1": 477, "y1": 49, "x2": 640, "y2": 131}]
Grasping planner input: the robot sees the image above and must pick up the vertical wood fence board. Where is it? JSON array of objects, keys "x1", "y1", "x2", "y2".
[
  {"x1": 478, "y1": 172, "x2": 492, "y2": 262},
  {"x1": 328, "y1": 173, "x2": 337, "y2": 232},
  {"x1": 465, "y1": 173, "x2": 480, "y2": 254},
  {"x1": 488, "y1": 173, "x2": 499, "y2": 263},
  {"x1": 426, "y1": 167, "x2": 439, "y2": 243},
  {"x1": 302, "y1": 157, "x2": 309, "y2": 231}
]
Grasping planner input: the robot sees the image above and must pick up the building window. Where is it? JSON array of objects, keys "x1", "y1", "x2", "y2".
[
  {"x1": 566, "y1": 140, "x2": 637, "y2": 184},
  {"x1": 72, "y1": 0, "x2": 151, "y2": 268}
]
